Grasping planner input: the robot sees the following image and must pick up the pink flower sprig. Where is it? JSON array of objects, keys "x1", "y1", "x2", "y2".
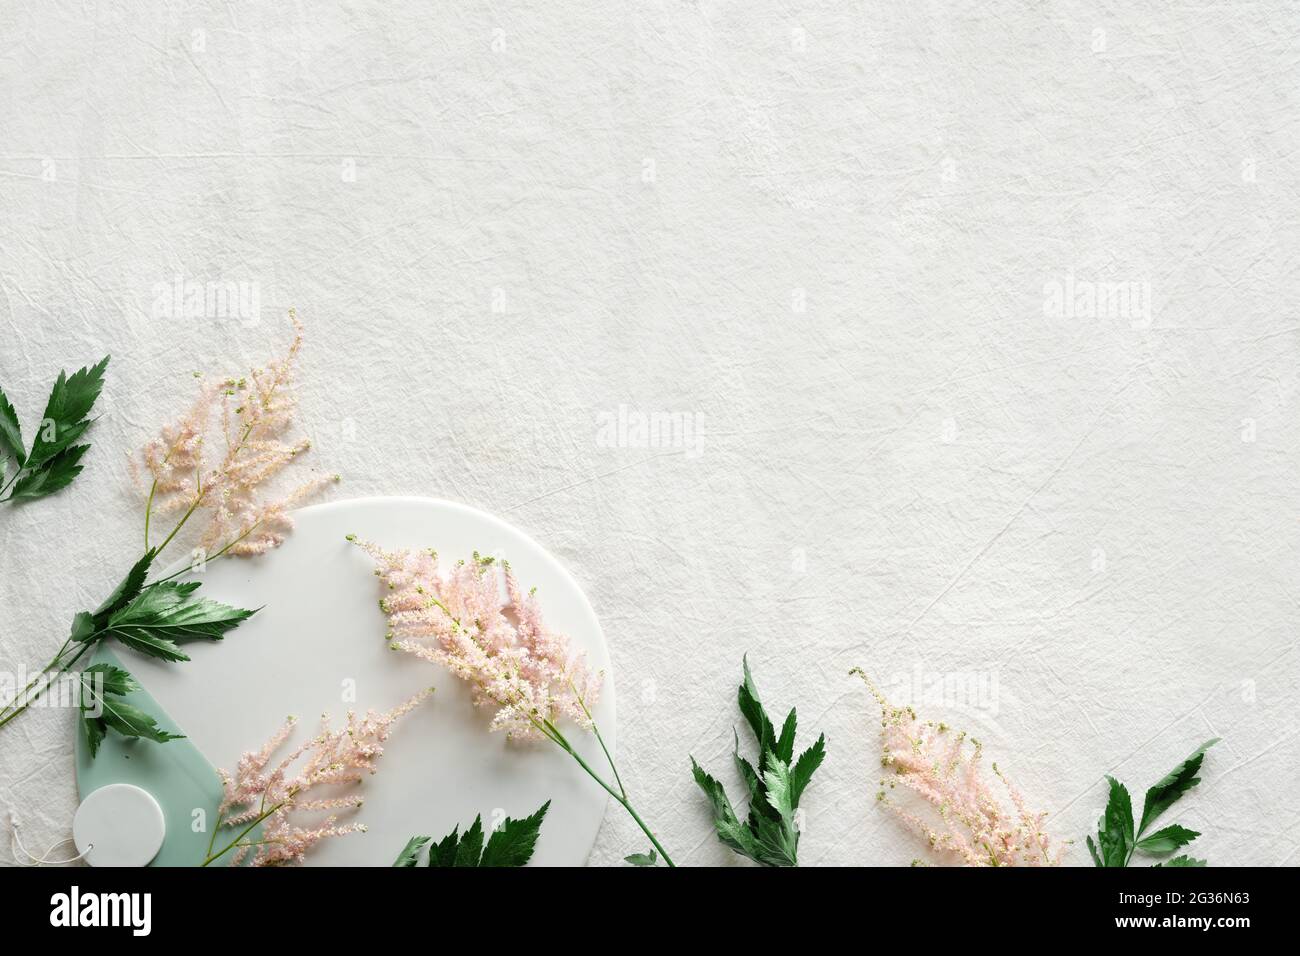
[
  {"x1": 354, "y1": 539, "x2": 676, "y2": 866},
  {"x1": 851, "y1": 669, "x2": 1063, "y2": 867},
  {"x1": 204, "y1": 689, "x2": 431, "y2": 867},
  {"x1": 0, "y1": 315, "x2": 338, "y2": 742},
  {"x1": 135, "y1": 310, "x2": 338, "y2": 561},
  {"x1": 354, "y1": 540, "x2": 601, "y2": 740}
]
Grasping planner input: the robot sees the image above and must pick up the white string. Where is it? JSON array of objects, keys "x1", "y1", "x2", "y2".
[{"x1": 7, "y1": 810, "x2": 91, "y2": 866}]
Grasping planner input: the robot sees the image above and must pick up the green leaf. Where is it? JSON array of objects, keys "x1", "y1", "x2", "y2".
[
  {"x1": 1135, "y1": 823, "x2": 1200, "y2": 855},
  {"x1": 93, "y1": 550, "x2": 157, "y2": 626},
  {"x1": 99, "y1": 698, "x2": 185, "y2": 745},
  {"x1": 625, "y1": 849, "x2": 658, "y2": 866},
  {"x1": 82, "y1": 714, "x2": 106, "y2": 758},
  {"x1": 764, "y1": 758, "x2": 796, "y2": 826},
  {"x1": 480, "y1": 801, "x2": 550, "y2": 867},
  {"x1": 78, "y1": 662, "x2": 181, "y2": 758},
  {"x1": 1139, "y1": 739, "x2": 1219, "y2": 836},
  {"x1": 392, "y1": 836, "x2": 431, "y2": 867},
  {"x1": 69, "y1": 611, "x2": 96, "y2": 644},
  {"x1": 1155, "y1": 854, "x2": 1207, "y2": 867},
  {"x1": 733, "y1": 731, "x2": 762, "y2": 801},
  {"x1": 1086, "y1": 834, "x2": 1102, "y2": 867},
  {"x1": 691, "y1": 756, "x2": 737, "y2": 822},
  {"x1": 775, "y1": 709, "x2": 797, "y2": 765},
  {"x1": 79, "y1": 664, "x2": 125, "y2": 759},
  {"x1": 790, "y1": 733, "x2": 826, "y2": 807},
  {"x1": 26, "y1": 356, "x2": 108, "y2": 468},
  {"x1": 696, "y1": 658, "x2": 826, "y2": 867},
  {"x1": 82, "y1": 662, "x2": 136, "y2": 697},
  {"x1": 1097, "y1": 776, "x2": 1135, "y2": 867},
  {"x1": 409, "y1": 803, "x2": 550, "y2": 867},
  {"x1": 737, "y1": 655, "x2": 776, "y2": 761},
  {"x1": 757, "y1": 758, "x2": 800, "y2": 866},
  {"x1": 453, "y1": 816, "x2": 484, "y2": 868},
  {"x1": 751, "y1": 811, "x2": 799, "y2": 867},
  {"x1": 691, "y1": 756, "x2": 759, "y2": 859},
  {"x1": 8, "y1": 444, "x2": 89, "y2": 501},
  {"x1": 0, "y1": 386, "x2": 23, "y2": 465},
  {"x1": 427, "y1": 828, "x2": 460, "y2": 867},
  {"x1": 100, "y1": 581, "x2": 257, "y2": 661}
]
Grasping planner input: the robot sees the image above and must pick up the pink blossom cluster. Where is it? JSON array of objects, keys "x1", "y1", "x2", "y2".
[
  {"x1": 356, "y1": 541, "x2": 602, "y2": 741},
  {"x1": 852, "y1": 669, "x2": 1063, "y2": 867},
  {"x1": 215, "y1": 690, "x2": 430, "y2": 866},
  {"x1": 133, "y1": 311, "x2": 337, "y2": 558}
]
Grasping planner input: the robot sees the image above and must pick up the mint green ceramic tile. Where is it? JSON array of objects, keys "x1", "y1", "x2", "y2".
[{"x1": 74, "y1": 646, "x2": 259, "y2": 867}]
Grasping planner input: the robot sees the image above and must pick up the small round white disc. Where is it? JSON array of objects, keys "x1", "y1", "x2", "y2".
[{"x1": 73, "y1": 784, "x2": 166, "y2": 867}]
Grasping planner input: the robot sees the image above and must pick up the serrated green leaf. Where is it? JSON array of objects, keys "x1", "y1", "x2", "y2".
[
  {"x1": 110, "y1": 631, "x2": 188, "y2": 662},
  {"x1": 625, "y1": 849, "x2": 658, "y2": 866},
  {"x1": 0, "y1": 386, "x2": 23, "y2": 465},
  {"x1": 81, "y1": 663, "x2": 137, "y2": 698},
  {"x1": 480, "y1": 801, "x2": 550, "y2": 867},
  {"x1": 763, "y1": 758, "x2": 795, "y2": 826},
  {"x1": 1135, "y1": 823, "x2": 1200, "y2": 855},
  {"x1": 1139, "y1": 739, "x2": 1219, "y2": 835},
  {"x1": 1097, "y1": 776, "x2": 1135, "y2": 867},
  {"x1": 1155, "y1": 854, "x2": 1207, "y2": 867},
  {"x1": 78, "y1": 662, "x2": 180, "y2": 758},
  {"x1": 775, "y1": 708, "x2": 797, "y2": 765},
  {"x1": 69, "y1": 611, "x2": 96, "y2": 644},
  {"x1": 1086, "y1": 834, "x2": 1102, "y2": 867},
  {"x1": 733, "y1": 731, "x2": 761, "y2": 800},
  {"x1": 691, "y1": 757, "x2": 741, "y2": 828},
  {"x1": 25, "y1": 357, "x2": 108, "y2": 468},
  {"x1": 82, "y1": 715, "x2": 107, "y2": 758},
  {"x1": 392, "y1": 836, "x2": 430, "y2": 867},
  {"x1": 99, "y1": 698, "x2": 184, "y2": 745},
  {"x1": 411, "y1": 808, "x2": 551, "y2": 868},
  {"x1": 26, "y1": 420, "x2": 91, "y2": 469},
  {"x1": 453, "y1": 816, "x2": 484, "y2": 867},
  {"x1": 9, "y1": 444, "x2": 89, "y2": 501},
  {"x1": 737, "y1": 655, "x2": 776, "y2": 763},
  {"x1": 100, "y1": 581, "x2": 256, "y2": 661},
  {"x1": 790, "y1": 733, "x2": 826, "y2": 807},
  {"x1": 691, "y1": 756, "x2": 759, "y2": 859},
  {"x1": 756, "y1": 758, "x2": 801, "y2": 867},
  {"x1": 93, "y1": 550, "x2": 156, "y2": 625},
  {"x1": 427, "y1": 828, "x2": 460, "y2": 867},
  {"x1": 696, "y1": 658, "x2": 825, "y2": 867},
  {"x1": 751, "y1": 812, "x2": 799, "y2": 867}
]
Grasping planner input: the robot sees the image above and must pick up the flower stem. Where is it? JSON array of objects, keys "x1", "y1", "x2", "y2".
[
  {"x1": 0, "y1": 640, "x2": 93, "y2": 728},
  {"x1": 202, "y1": 804, "x2": 281, "y2": 866},
  {"x1": 544, "y1": 720, "x2": 675, "y2": 867},
  {"x1": 143, "y1": 478, "x2": 158, "y2": 550}
]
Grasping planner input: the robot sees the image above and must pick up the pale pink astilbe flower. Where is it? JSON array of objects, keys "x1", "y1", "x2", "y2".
[
  {"x1": 354, "y1": 540, "x2": 601, "y2": 741},
  {"x1": 352, "y1": 541, "x2": 674, "y2": 866},
  {"x1": 212, "y1": 689, "x2": 430, "y2": 866},
  {"x1": 851, "y1": 669, "x2": 1063, "y2": 867},
  {"x1": 132, "y1": 310, "x2": 338, "y2": 559}
]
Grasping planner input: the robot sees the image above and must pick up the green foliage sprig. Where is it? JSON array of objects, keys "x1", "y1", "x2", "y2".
[
  {"x1": 0, "y1": 544, "x2": 257, "y2": 749},
  {"x1": 1087, "y1": 739, "x2": 1219, "y2": 867},
  {"x1": 690, "y1": 656, "x2": 826, "y2": 867},
  {"x1": 394, "y1": 802, "x2": 551, "y2": 867},
  {"x1": 0, "y1": 357, "x2": 108, "y2": 503},
  {"x1": 79, "y1": 662, "x2": 183, "y2": 758}
]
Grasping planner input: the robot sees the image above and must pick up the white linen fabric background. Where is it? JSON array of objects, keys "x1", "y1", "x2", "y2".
[{"x1": 1, "y1": 1, "x2": 1298, "y2": 867}]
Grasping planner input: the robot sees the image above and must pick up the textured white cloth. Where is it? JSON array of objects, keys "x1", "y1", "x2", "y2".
[{"x1": 1, "y1": 1, "x2": 1297, "y2": 867}]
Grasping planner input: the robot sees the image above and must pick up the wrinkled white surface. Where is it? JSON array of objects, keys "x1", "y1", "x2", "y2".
[{"x1": 1, "y1": 1, "x2": 1297, "y2": 867}]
